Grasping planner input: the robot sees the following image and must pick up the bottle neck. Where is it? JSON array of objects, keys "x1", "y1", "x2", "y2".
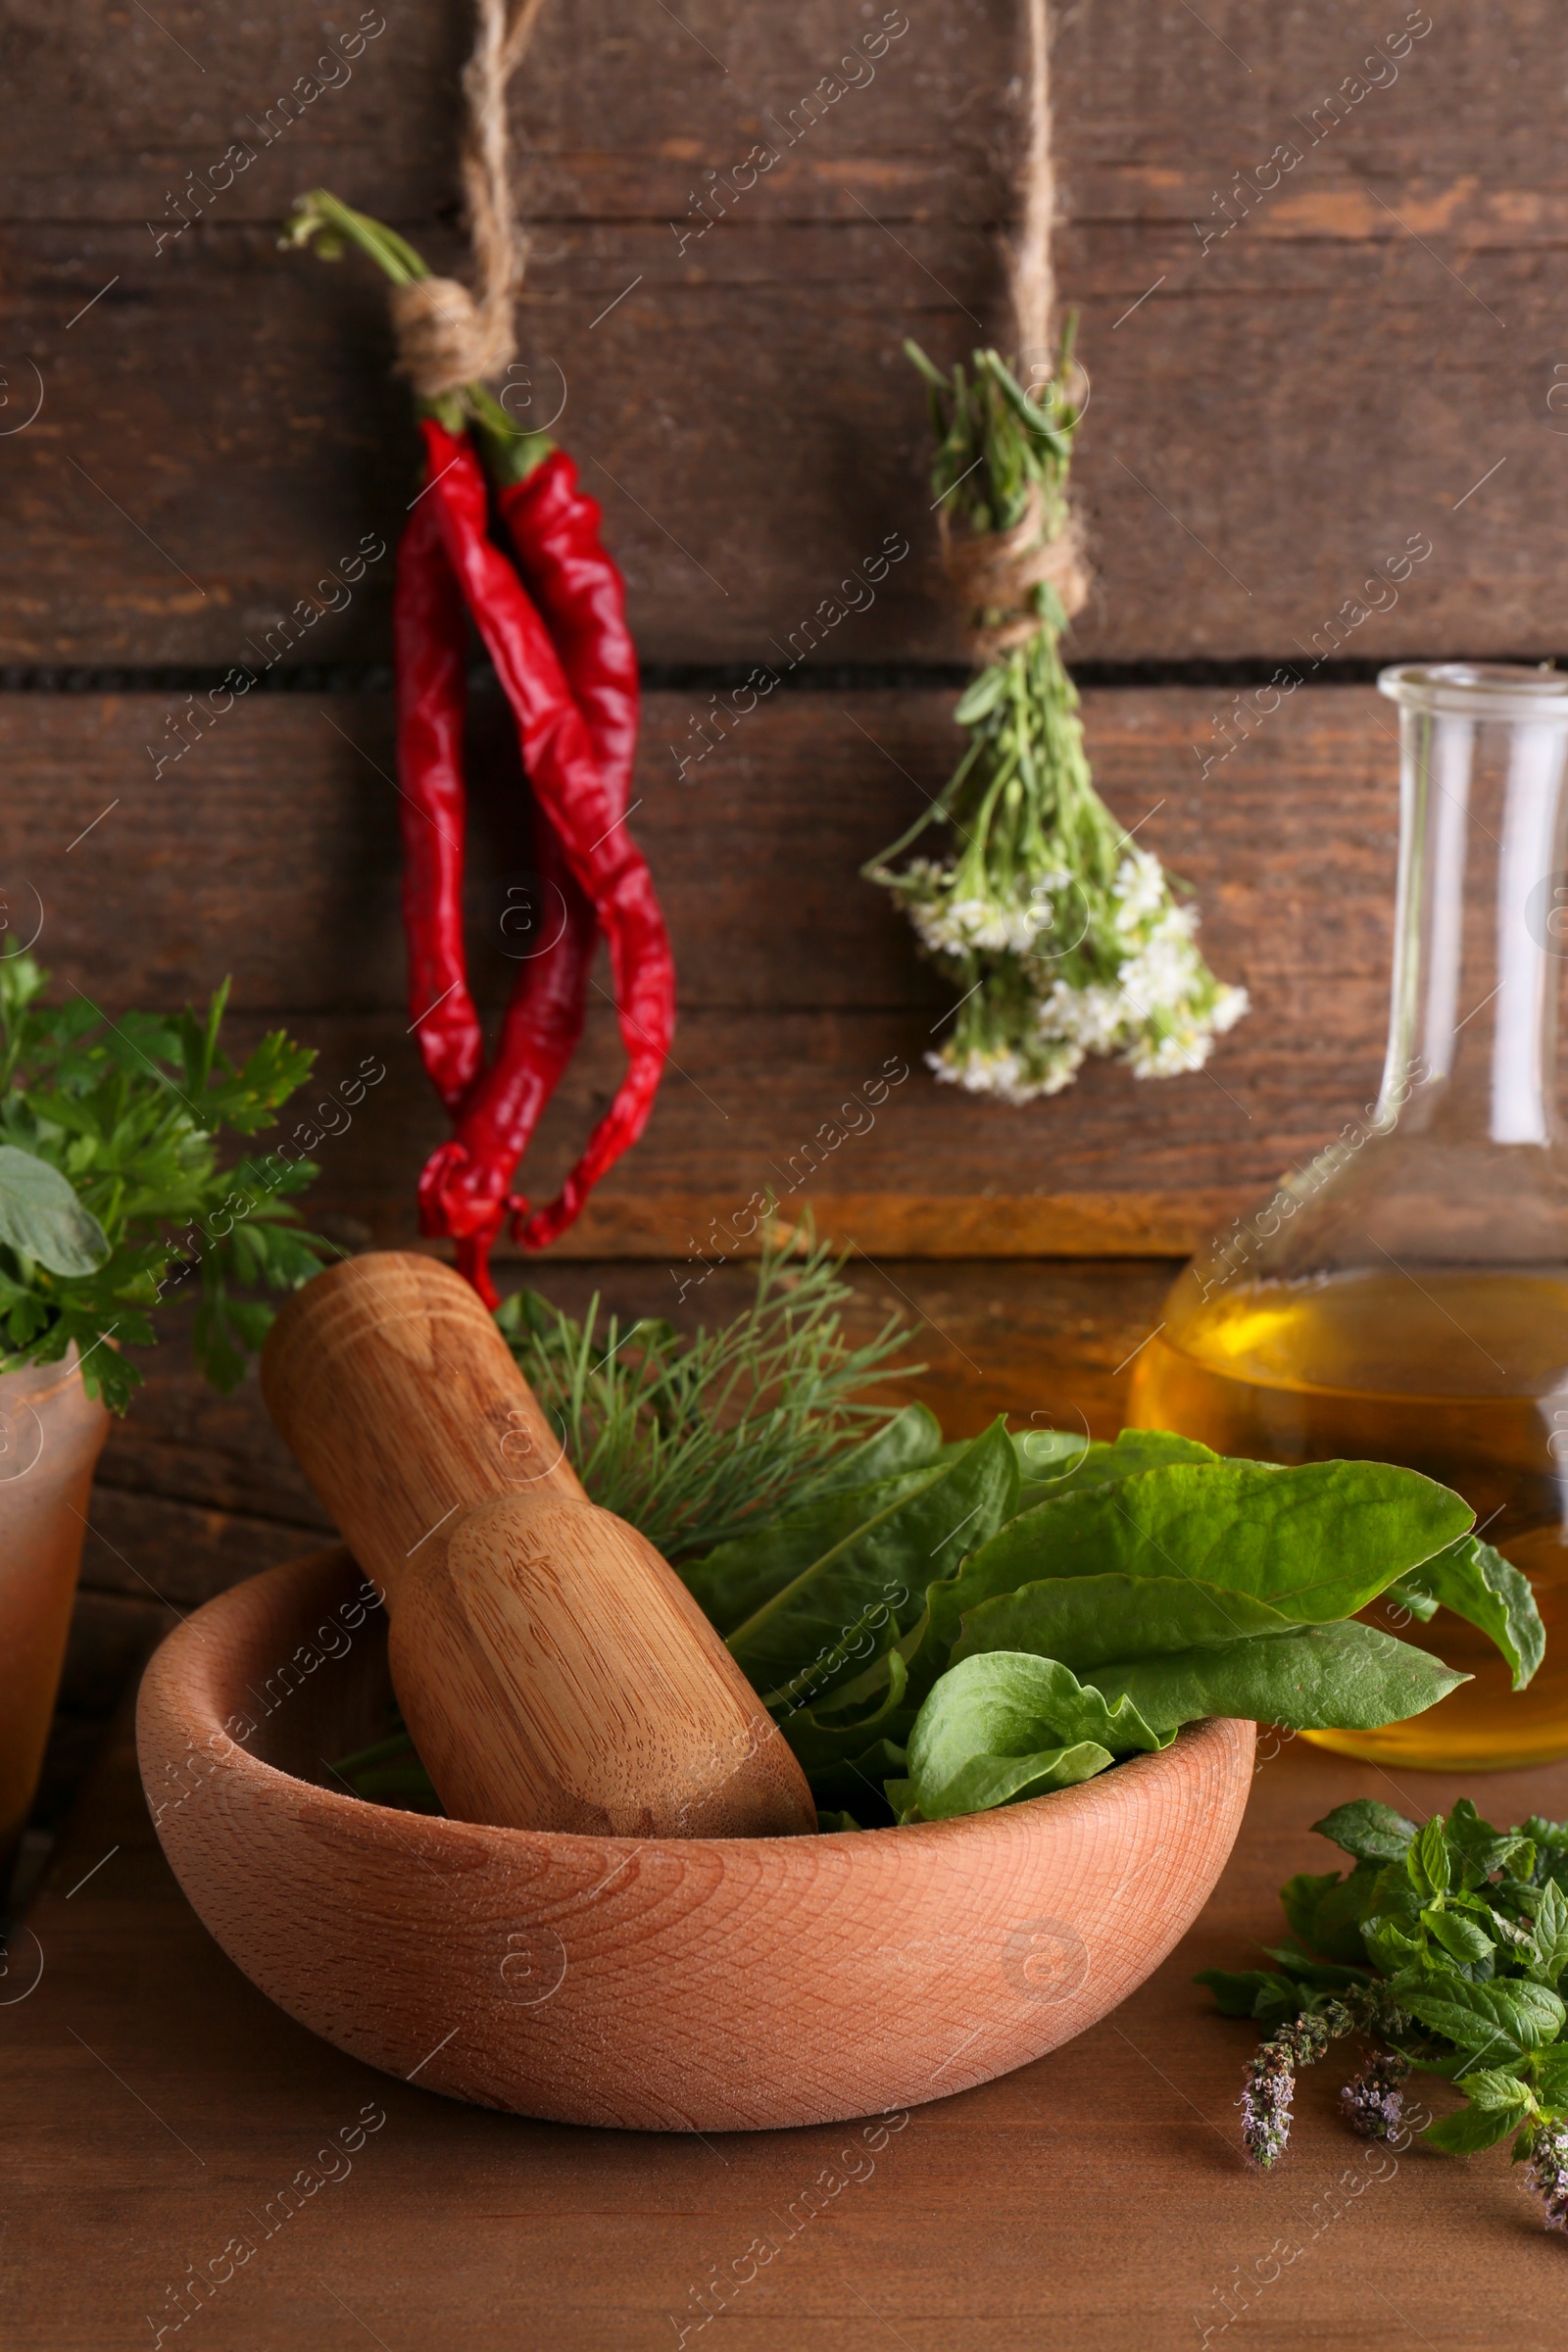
[{"x1": 1379, "y1": 704, "x2": 1568, "y2": 1148}]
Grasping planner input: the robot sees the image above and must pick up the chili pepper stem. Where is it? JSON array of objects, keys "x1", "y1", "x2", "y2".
[{"x1": 283, "y1": 188, "x2": 555, "y2": 483}]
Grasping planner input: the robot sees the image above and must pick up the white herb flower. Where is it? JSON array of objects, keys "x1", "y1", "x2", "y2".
[
  {"x1": 1037, "y1": 978, "x2": 1129, "y2": 1055},
  {"x1": 926, "y1": 1035, "x2": 1084, "y2": 1104},
  {"x1": 862, "y1": 362, "x2": 1248, "y2": 1106},
  {"x1": 1112, "y1": 848, "x2": 1169, "y2": 931},
  {"x1": 1124, "y1": 1022, "x2": 1214, "y2": 1079},
  {"x1": 1119, "y1": 931, "x2": 1204, "y2": 1018}
]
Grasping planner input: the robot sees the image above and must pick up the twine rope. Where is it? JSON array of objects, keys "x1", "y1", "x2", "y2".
[
  {"x1": 390, "y1": 0, "x2": 549, "y2": 397},
  {"x1": 943, "y1": 491, "x2": 1088, "y2": 664},
  {"x1": 947, "y1": 0, "x2": 1088, "y2": 659}
]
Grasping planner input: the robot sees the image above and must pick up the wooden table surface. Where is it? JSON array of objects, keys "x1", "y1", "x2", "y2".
[{"x1": 8, "y1": 1717, "x2": 1568, "y2": 2350}]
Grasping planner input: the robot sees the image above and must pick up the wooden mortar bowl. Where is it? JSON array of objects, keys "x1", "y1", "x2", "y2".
[{"x1": 137, "y1": 1545, "x2": 1254, "y2": 2132}]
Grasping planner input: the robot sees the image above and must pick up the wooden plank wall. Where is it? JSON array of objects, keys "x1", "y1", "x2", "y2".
[{"x1": 2, "y1": 0, "x2": 1557, "y2": 1810}]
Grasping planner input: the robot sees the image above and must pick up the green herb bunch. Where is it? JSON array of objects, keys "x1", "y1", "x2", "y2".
[
  {"x1": 683, "y1": 1426, "x2": 1538, "y2": 1828},
  {"x1": 337, "y1": 1367, "x2": 1544, "y2": 1832},
  {"x1": 0, "y1": 955, "x2": 328, "y2": 1408},
  {"x1": 494, "y1": 1224, "x2": 916, "y2": 1562},
  {"x1": 864, "y1": 342, "x2": 1247, "y2": 1102},
  {"x1": 1201, "y1": 1796, "x2": 1568, "y2": 2232}
]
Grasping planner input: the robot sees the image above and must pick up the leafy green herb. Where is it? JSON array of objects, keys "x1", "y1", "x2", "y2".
[
  {"x1": 495, "y1": 1223, "x2": 919, "y2": 1561},
  {"x1": 942, "y1": 1459, "x2": 1475, "y2": 1626},
  {"x1": 1392, "y1": 1534, "x2": 1544, "y2": 1690},
  {"x1": 0, "y1": 1145, "x2": 111, "y2": 1275},
  {"x1": 0, "y1": 955, "x2": 327, "y2": 1406},
  {"x1": 1014, "y1": 1426, "x2": 1216, "y2": 1510},
  {"x1": 336, "y1": 1361, "x2": 1543, "y2": 1850},
  {"x1": 890, "y1": 1651, "x2": 1168, "y2": 1822},
  {"x1": 726, "y1": 1418, "x2": 1019, "y2": 1709},
  {"x1": 1200, "y1": 1795, "x2": 1568, "y2": 2230}
]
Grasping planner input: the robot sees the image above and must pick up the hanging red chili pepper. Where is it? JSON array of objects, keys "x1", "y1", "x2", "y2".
[
  {"x1": 419, "y1": 420, "x2": 674, "y2": 1256},
  {"x1": 393, "y1": 496, "x2": 485, "y2": 1120},
  {"x1": 286, "y1": 189, "x2": 672, "y2": 1307}
]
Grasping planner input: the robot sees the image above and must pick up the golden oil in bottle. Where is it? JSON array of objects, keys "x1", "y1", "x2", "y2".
[
  {"x1": 1129, "y1": 1267, "x2": 1568, "y2": 1770},
  {"x1": 1127, "y1": 661, "x2": 1568, "y2": 1767}
]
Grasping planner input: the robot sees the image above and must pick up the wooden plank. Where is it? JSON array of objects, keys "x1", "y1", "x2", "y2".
[
  {"x1": 57, "y1": 1592, "x2": 172, "y2": 1718},
  {"x1": 0, "y1": 683, "x2": 1396, "y2": 1012},
  {"x1": 180, "y1": 994, "x2": 1377, "y2": 1260},
  {"x1": 0, "y1": 682, "x2": 1399, "y2": 1254},
  {"x1": 76, "y1": 1487, "x2": 328, "y2": 1612},
  {"x1": 88, "y1": 1258, "x2": 1177, "y2": 1567},
  {"x1": 6, "y1": 1699, "x2": 1565, "y2": 2347},
  {"x1": 1, "y1": 5, "x2": 1561, "y2": 662}
]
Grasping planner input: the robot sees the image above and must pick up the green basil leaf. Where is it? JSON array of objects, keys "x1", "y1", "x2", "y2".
[
  {"x1": 1280, "y1": 1870, "x2": 1345, "y2": 1949},
  {"x1": 935, "y1": 1458, "x2": 1474, "y2": 1634},
  {"x1": 1312, "y1": 1799, "x2": 1419, "y2": 1865},
  {"x1": 806, "y1": 1403, "x2": 945, "y2": 1495},
  {"x1": 1424, "y1": 2102, "x2": 1523, "y2": 2154},
  {"x1": 1530, "y1": 1879, "x2": 1568, "y2": 1987},
  {"x1": 1405, "y1": 1535, "x2": 1545, "y2": 1692},
  {"x1": 953, "y1": 1572, "x2": 1299, "y2": 1674},
  {"x1": 682, "y1": 1465, "x2": 940, "y2": 1635},
  {"x1": 1400, "y1": 1977, "x2": 1565, "y2": 2062},
  {"x1": 728, "y1": 1420, "x2": 1019, "y2": 1705},
  {"x1": 902, "y1": 1650, "x2": 1168, "y2": 1821},
  {"x1": 1411, "y1": 1816, "x2": 1452, "y2": 1899},
  {"x1": 1424, "y1": 1908, "x2": 1493, "y2": 1966},
  {"x1": 1382, "y1": 1572, "x2": 1441, "y2": 1622},
  {"x1": 0, "y1": 1145, "x2": 110, "y2": 1277},
  {"x1": 1457, "y1": 2066, "x2": 1533, "y2": 2114},
  {"x1": 1086, "y1": 1620, "x2": 1467, "y2": 1735}
]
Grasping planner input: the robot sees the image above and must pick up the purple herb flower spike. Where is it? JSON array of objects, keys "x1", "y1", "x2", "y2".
[
  {"x1": 1527, "y1": 2124, "x2": 1568, "y2": 2232},
  {"x1": 1341, "y1": 2046, "x2": 1409, "y2": 2141}
]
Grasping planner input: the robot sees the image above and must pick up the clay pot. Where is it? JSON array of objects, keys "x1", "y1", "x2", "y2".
[
  {"x1": 0, "y1": 1350, "x2": 111, "y2": 1878},
  {"x1": 137, "y1": 1544, "x2": 1254, "y2": 2132}
]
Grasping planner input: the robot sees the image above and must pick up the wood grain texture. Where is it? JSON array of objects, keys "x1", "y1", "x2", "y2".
[
  {"x1": 83, "y1": 1251, "x2": 1175, "y2": 1567},
  {"x1": 261, "y1": 1251, "x2": 589, "y2": 1569},
  {"x1": 261, "y1": 1254, "x2": 815, "y2": 1838},
  {"x1": 12, "y1": 1699, "x2": 1568, "y2": 2348},
  {"x1": 0, "y1": 683, "x2": 1407, "y2": 1256},
  {"x1": 135, "y1": 1542, "x2": 1252, "y2": 2130},
  {"x1": 0, "y1": 682, "x2": 1391, "y2": 1014},
  {"x1": 2, "y1": 4, "x2": 1563, "y2": 662}
]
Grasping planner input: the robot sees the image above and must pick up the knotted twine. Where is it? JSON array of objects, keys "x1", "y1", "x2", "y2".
[
  {"x1": 944, "y1": 0, "x2": 1090, "y2": 664},
  {"x1": 387, "y1": 0, "x2": 549, "y2": 396}
]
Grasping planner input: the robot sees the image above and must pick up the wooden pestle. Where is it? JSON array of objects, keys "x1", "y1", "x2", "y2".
[{"x1": 261, "y1": 1252, "x2": 817, "y2": 1839}]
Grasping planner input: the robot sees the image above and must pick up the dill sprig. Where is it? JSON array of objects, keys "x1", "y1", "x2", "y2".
[{"x1": 494, "y1": 1222, "x2": 918, "y2": 1561}]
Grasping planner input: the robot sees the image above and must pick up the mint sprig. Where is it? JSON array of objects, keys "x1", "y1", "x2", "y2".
[{"x1": 1201, "y1": 1795, "x2": 1568, "y2": 2230}]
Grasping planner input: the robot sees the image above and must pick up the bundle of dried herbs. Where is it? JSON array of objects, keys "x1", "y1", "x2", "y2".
[{"x1": 866, "y1": 343, "x2": 1247, "y2": 1102}]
